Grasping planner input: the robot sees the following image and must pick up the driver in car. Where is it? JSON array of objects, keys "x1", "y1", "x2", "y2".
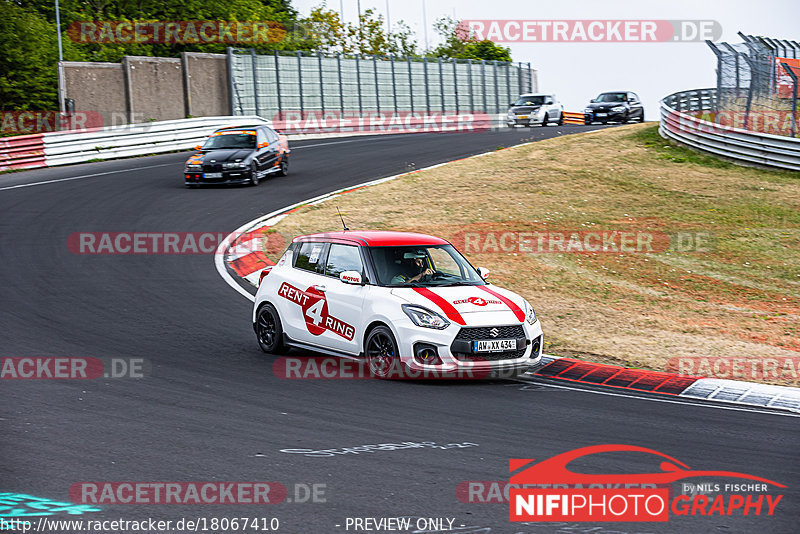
[{"x1": 391, "y1": 252, "x2": 434, "y2": 284}]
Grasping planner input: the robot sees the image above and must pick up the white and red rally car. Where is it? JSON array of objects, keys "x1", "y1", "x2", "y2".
[{"x1": 252, "y1": 231, "x2": 543, "y2": 378}]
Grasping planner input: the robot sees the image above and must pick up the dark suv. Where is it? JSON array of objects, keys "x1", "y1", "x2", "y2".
[{"x1": 584, "y1": 92, "x2": 644, "y2": 124}]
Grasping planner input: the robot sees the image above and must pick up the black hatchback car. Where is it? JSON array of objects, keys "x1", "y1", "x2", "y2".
[
  {"x1": 184, "y1": 124, "x2": 289, "y2": 187},
  {"x1": 584, "y1": 92, "x2": 644, "y2": 124}
]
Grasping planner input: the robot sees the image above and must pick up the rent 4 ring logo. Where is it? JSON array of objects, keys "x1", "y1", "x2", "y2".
[{"x1": 508, "y1": 445, "x2": 785, "y2": 523}]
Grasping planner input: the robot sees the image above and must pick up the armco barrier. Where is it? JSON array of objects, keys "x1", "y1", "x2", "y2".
[
  {"x1": 562, "y1": 111, "x2": 585, "y2": 125},
  {"x1": 42, "y1": 116, "x2": 268, "y2": 168},
  {"x1": 0, "y1": 134, "x2": 46, "y2": 172},
  {"x1": 660, "y1": 88, "x2": 800, "y2": 171}
]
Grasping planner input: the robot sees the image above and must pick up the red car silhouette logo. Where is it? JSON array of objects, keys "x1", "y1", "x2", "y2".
[{"x1": 510, "y1": 444, "x2": 785, "y2": 487}]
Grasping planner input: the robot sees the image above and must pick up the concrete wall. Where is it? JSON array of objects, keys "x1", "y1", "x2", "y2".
[
  {"x1": 59, "y1": 53, "x2": 230, "y2": 126},
  {"x1": 125, "y1": 56, "x2": 185, "y2": 122},
  {"x1": 60, "y1": 62, "x2": 127, "y2": 126},
  {"x1": 184, "y1": 53, "x2": 230, "y2": 117}
]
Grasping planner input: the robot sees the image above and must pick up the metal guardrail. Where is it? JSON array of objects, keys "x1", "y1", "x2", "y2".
[
  {"x1": 659, "y1": 88, "x2": 800, "y2": 171},
  {"x1": 0, "y1": 116, "x2": 269, "y2": 172},
  {"x1": 43, "y1": 116, "x2": 269, "y2": 167},
  {"x1": 0, "y1": 134, "x2": 46, "y2": 172}
]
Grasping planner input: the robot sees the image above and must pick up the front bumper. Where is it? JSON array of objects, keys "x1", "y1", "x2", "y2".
[
  {"x1": 184, "y1": 168, "x2": 253, "y2": 185},
  {"x1": 507, "y1": 116, "x2": 544, "y2": 127},
  {"x1": 584, "y1": 110, "x2": 626, "y2": 123},
  {"x1": 391, "y1": 317, "x2": 544, "y2": 379}
]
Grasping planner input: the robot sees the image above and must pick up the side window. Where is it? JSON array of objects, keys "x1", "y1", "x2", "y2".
[
  {"x1": 429, "y1": 248, "x2": 461, "y2": 276},
  {"x1": 257, "y1": 129, "x2": 268, "y2": 148},
  {"x1": 294, "y1": 242, "x2": 329, "y2": 274},
  {"x1": 325, "y1": 244, "x2": 363, "y2": 278},
  {"x1": 630, "y1": 93, "x2": 640, "y2": 103},
  {"x1": 265, "y1": 127, "x2": 278, "y2": 143}
]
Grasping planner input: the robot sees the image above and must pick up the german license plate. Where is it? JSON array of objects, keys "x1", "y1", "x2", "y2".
[
  {"x1": 596, "y1": 113, "x2": 607, "y2": 117},
  {"x1": 474, "y1": 339, "x2": 516, "y2": 352},
  {"x1": 204, "y1": 172, "x2": 222, "y2": 178},
  {"x1": 517, "y1": 115, "x2": 529, "y2": 119}
]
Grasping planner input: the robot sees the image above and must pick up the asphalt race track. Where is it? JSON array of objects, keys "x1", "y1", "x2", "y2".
[{"x1": 2, "y1": 126, "x2": 798, "y2": 534}]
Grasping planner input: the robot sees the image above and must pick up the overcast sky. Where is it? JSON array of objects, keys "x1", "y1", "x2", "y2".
[{"x1": 291, "y1": 0, "x2": 798, "y2": 116}]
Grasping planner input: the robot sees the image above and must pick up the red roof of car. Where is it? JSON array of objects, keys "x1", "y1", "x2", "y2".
[{"x1": 293, "y1": 231, "x2": 449, "y2": 247}]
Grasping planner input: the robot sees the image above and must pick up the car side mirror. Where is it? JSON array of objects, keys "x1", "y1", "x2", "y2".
[
  {"x1": 590, "y1": 99, "x2": 597, "y2": 103},
  {"x1": 477, "y1": 267, "x2": 490, "y2": 280},
  {"x1": 194, "y1": 145, "x2": 202, "y2": 151},
  {"x1": 257, "y1": 142, "x2": 268, "y2": 148},
  {"x1": 340, "y1": 271, "x2": 363, "y2": 285},
  {"x1": 510, "y1": 102, "x2": 515, "y2": 107}
]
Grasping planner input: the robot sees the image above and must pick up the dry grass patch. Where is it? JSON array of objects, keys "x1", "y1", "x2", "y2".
[{"x1": 274, "y1": 124, "x2": 800, "y2": 385}]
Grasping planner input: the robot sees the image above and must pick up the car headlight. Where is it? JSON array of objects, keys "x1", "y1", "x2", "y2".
[
  {"x1": 523, "y1": 299, "x2": 537, "y2": 325},
  {"x1": 185, "y1": 164, "x2": 201, "y2": 169},
  {"x1": 402, "y1": 304, "x2": 450, "y2": 330},
  {"x1": 611, "y1": 106, "x2": 626, "y2": 112},
  {"x1": 223, "y1": 161, "x2": 246, "y2": 169},
  {"x1": 507, "y1": 112, "x2": 514, "y2": 118}
]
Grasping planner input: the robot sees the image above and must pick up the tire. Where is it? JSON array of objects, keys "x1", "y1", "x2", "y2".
[
  {"x1": 255, "y1": 303, "x2": 284, "y2": 354},
  {"x1": 365, "y1": 325, "x2": 400, "y2": 379},
  {"x1": 556, "y1": 113, "x2": 564, "y2": 126},
  {"x1": 541, "y1": 113, "x2": 548, "y2": 127},
  {"x1": 276, "y1": 155, "x2": 289, "y2": 177},
  {"x1": 248, "y1": 161, "x2": 260, "y2": 186}
]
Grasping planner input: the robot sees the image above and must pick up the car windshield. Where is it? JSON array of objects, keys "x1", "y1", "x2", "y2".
[
  {"x1": 513, "y1": 96, "x2": 546, "y2": 106},
  {"x1": 368, "y1": 244, "x2": 485, "y2": 287},
  {"x1": 203, "y1": 133, "x2": 256, "y2": 150},
  {"x1": 595, "y1": 93, "x2": 627, "y2": 103}
]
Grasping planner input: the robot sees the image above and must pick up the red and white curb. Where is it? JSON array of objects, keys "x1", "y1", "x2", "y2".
[
  {"x1": 528, "y1": 355, "x2": 799, "y2": 414},
  {"x1": 213, "y1": 140, "x2": 800, "y2": 415}
]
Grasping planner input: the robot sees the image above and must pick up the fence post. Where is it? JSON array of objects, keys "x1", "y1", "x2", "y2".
[
  {"x1": 337, "y1": 53, "x2": 344, "y2": 113},
  {"x1": 527, "y1": 62, "x2": 532, "y2": 93},
  {"x1": 453, "y1": 59, "x2": 459, "y2": 114},
  {"x1": 505, "y1": 61, "x2": 511, "y2": 106},
  {"x1": 250, "y1": 49, "x2": 261, "y2": 117},
  {"x1": 467, "y1": 59, "x2": 474, "y2": 112},
  {"x1": 493, "y1": 60, "x2": 499, "y2": 114},
  {"x1": 296, "y1": 51, "x2": 304, "y2": 114},
  {"x1": 226, "y1": 47, "x2": 238, "y2": 116},
  {"x1": 390, "y1": 55, "x2": 398, "y2": 113},
  {"x1": 424, "y1": 57, "x2": 430, "y2": 113},
  {"x1": 706, "y1": 41, "x2": 724, "y2": 108},
  {"x1": 374, "y1": 55, "x2": 380, "y2": 112},
  {"x1": 721, "y1": 43, "x2": 741, "y2": 99},
  {"x1": 408, "y1": 57, "x2": 414, "y2": 113},
  {"x1": 356, "y1": 55, "x2": 362, "y2": 114},
  {"x1": 780, "y1": 62, "x2": 798, "y2": 138},
  {"x1": 438, "y1": 57, "x2": 445, "y2": 111},
  {"x1": 740, "y1": 53, "x2": 756, "y2": 129},
  {"x1": 481, "y1": 60, "x2": 487, "y2": 113},
  {"x1": 318, "y1": 51, "x2": 325, "y2": 113},
  {"x1": 274, "y1": 51, "x2": 282, "y2": 115}
]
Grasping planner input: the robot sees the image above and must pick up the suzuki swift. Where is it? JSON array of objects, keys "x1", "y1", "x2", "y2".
[{"x1": 252, "y1": 231, "x2": 543, "y2": 378}]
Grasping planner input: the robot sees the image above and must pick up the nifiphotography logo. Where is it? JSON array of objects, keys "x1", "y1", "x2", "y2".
[{"x1": 509, "y1": 444, "x2": 785, "y2": 522}]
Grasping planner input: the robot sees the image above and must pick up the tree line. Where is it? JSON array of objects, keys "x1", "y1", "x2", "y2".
[{"x1": 0, "y1": 0, "x2": 511, "y2": 112}]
